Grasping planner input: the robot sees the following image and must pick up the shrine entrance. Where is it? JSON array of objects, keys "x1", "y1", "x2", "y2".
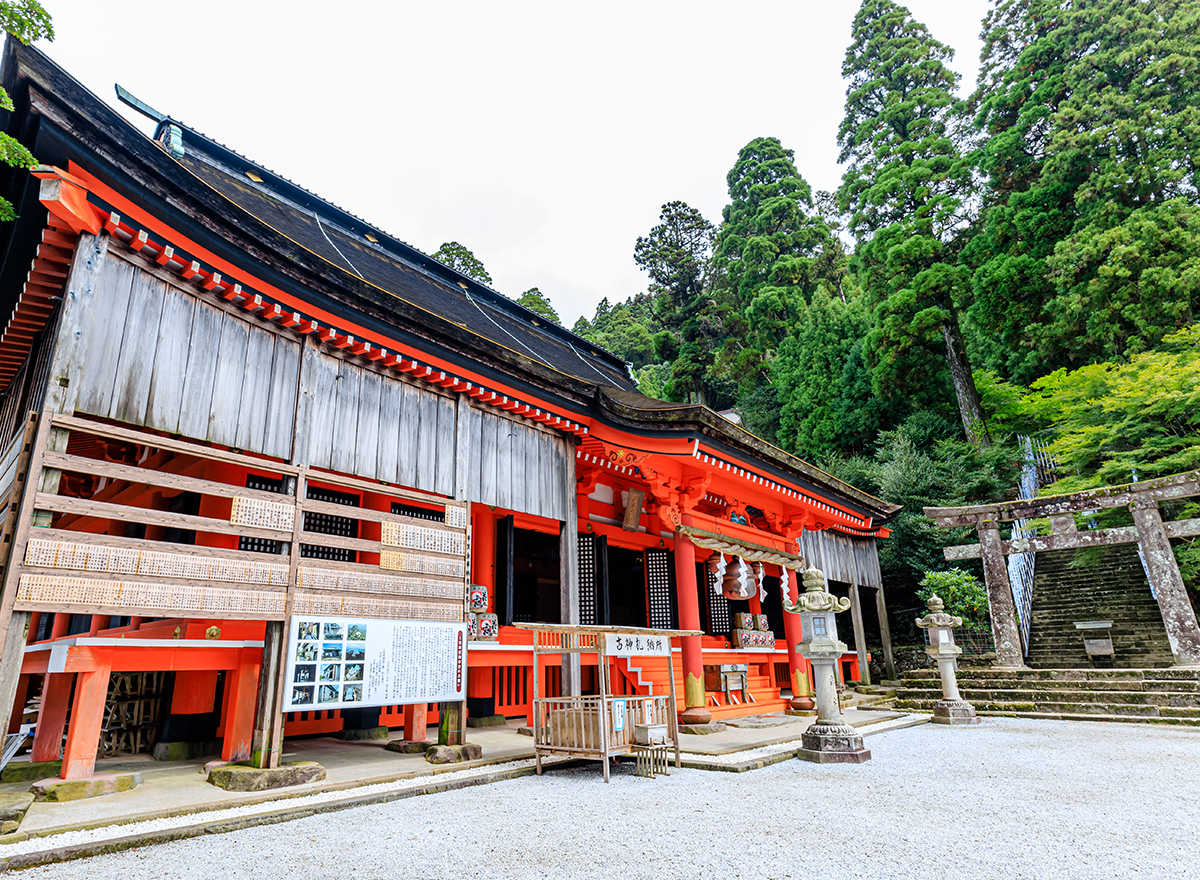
[{"x1": 607, "y1": 546, "x2": 646, "y2": 628}]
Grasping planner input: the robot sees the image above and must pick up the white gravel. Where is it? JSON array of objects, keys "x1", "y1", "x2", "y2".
[{"x1": 15, "y1": 717, "x2": 1200, "y2": 879}]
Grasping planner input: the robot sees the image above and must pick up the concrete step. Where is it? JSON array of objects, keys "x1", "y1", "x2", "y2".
[{"x1": 897, "y1": 686, "x2": 1200, "y2": 708}]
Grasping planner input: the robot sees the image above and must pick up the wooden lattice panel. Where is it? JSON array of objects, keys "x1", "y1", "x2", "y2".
[
  {"x1": 646, "y1": 549, "x2": 674, "y2": 630},
  {"x1": 444, "y1": 506, "x2": 467, "y2": 529},
  {"x1": 298, "y1": 565, "x2": 465, "y2": 600},
  {"x1": 578, "y1": 534, "x2": 597, "y2": 626},
  {"x1": 381, "y1": 521, "x2": 466, "y2": 555},
  {"x1": 293, "y1": 590, "x2": 463, "y2": 622},
  {"x1": 379, "y1": 550, "x2": 466, "y2": 578},
  {"x1": 15, "y1": 574, "x2": 286, "y2": 616},
  {"x1": 230, "y1": 495, "x2": 296, "y2": 532},
  {"x1": 25, "y1": 539, "x2": 288, "y2": 586}
]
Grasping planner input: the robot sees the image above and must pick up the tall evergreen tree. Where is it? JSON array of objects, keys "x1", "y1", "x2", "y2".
[
  {"x1": 711, "y1": 138, "x2": 833, "y2": 391},
  {"x1": 432, "y1": 241, "x2": 492, "y2": 285},
  {"x1": 967, "y1": 0, "x2": 1200, "y2": 381},
  {"x1": 837, "y1": 0, "x2": 990, "y2": 447},
  {"x1": 516, "y1": 287, "x2": 560, "y2": 325}
]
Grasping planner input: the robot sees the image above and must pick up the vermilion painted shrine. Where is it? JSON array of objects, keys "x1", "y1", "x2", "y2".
[{"x1": 0, "y1": 42, "x2": 900, "y2": 785}]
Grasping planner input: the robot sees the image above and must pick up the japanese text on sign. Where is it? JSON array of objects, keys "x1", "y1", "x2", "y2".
[{"x1": 603, "y1": 633, "x2": 672, "y2": 657}]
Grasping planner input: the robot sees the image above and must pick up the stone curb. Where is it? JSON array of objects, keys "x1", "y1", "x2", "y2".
[{"x1": 0, "y1": 761, "x2": 585, "y2": 872}]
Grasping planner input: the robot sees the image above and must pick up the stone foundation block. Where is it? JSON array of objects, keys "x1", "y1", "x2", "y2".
[
  {"x1": 679, "y1": 722, "x2": 727, "y2": 735},
  {"x1": 932, "y1": 700, "x2": 981, "y2": 725},
  {"x1": 385, "y1": 739, "x2": 434, "y2": 754},
  {"x1": 152, "y1": 740, "x2": 221, "y2": 762},
  {"x1": 207, "y1": 761, "x2": 325, "y2": 792},
  {"x1": 0, "y1": 792, "x2": 34, "y2": 834},
  {"x1": 0, "y1": 760, "x2": 62, "y2": 783},
  {"x1": 30, "y1": 772, "x2": 142, "y2": 802},
  {"x1": 797, "y1": 722, "x2": 871, "y2": 764},
  {"x1": 466, "y1": 714, "x2": 507, "y2": 728},
  {"x1": 517, "y1": 726, "x2": 533, "y2": 737},
  {"x1": 338, "y1": 725, "x2": 389, "y2": 741},
  {"x1": 425, "y1": 743, "x2": 483, "y2": 764}
]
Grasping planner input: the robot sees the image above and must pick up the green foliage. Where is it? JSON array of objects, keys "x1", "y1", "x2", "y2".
[
  {"x1": 826, "y1": 412, "x2": 1014, "y2": 610},
  {"x1": 432, "y1": 241, "x2": 492, "y2": 285},
  {"x1": 966, "y1": 0, "x2": 1200, "y2": 381},
  {"x1": 837, "y1": 0, "x2": 989, "y2": 446},
  {"x1": 515, "y1": 287, "x2": 560, "y2": 325},
  {"x1": 918, "y1": 569, "x2": 990, "y2": 625},
  {"x1": 0, "y1": 0, "x2": 53, "y2": 223}
]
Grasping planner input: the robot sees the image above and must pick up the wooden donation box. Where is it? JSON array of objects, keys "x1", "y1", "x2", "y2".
[{"x1": 704, "y1": 663, "x2": 749, "y2": 703}]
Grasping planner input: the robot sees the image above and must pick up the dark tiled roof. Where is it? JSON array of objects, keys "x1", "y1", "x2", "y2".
[{"x1": 175, "y1": 142, "x2": 635, "y2": 391}]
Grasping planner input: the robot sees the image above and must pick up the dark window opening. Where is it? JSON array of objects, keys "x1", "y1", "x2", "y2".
[
  {"x1": 162, "y1": 492, "x2": 201, "y2": 545},
  {"x1": 607, "y1": 546, "x2": 646, "y2": 628},
  {"x1": 240, "y1": 475, "x2": 284, "y2": 555},
  {"x1": 391, "y1": 502, "x2": 444, "y2": 523},
  {"x1": 301, "y1": 486, "x2": 359, "y2": 563},
  {"x1": 763, "y1": 575, "x2": 785, "y2": 636},
  {"x1": 510, "y1": 528, "x2": 560, "y2": 624}
]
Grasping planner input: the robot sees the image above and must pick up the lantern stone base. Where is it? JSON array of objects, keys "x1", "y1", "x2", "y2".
[
  {"x1": 796, "y1": 722, "x2": 871, "y2": 764},
  {"x1": 932, "y1": 700, "x2": 980, "y2": 725},
  {"x1": 679, "y1": 722, "x2": 727, "y2": 735}
]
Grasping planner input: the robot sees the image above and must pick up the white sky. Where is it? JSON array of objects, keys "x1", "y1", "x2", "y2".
[{"x1": 36, "y1": 0, "x2": 991, "y2": 327}]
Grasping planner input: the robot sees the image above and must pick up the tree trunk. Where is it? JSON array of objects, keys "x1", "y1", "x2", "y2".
[{"x1": 941, "y1": 313, "x2": 990, "y2": 448}]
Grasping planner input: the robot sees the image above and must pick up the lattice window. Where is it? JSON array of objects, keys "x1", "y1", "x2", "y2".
[
  {"x1": 646, "y1": 549, "x2": 675, "y2": 629},
  {"x1": 240, "y1": 475, "x2": 284, "y2": 555},
  {"x1": 391, "y1": 502, "x2": 445, "y2": 523},
  {"x1": 578, "y1": 534, "x2": 596, "y2": 626},
  {"x1": 301, "y1": 486, "x2": 359, "y2": 563},
  {"x1": 706, "y1": 568, "x2": 731, "y2": 636}
]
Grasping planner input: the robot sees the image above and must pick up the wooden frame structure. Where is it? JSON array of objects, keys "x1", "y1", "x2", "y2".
[{"x1": 517, "y1": 623, "x2": 698, "y2": 782}]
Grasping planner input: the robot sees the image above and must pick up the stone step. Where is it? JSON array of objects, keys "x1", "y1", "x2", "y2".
[
  {"x1": 902, "y1": 677, "x2": 1200, "y2": 693},
  {"x1": 894, "y1": 697, "x2": 1200, "y2": 723},
  {"x1": 903, "y1": 667, "x2": 1200, "y2": 682},
  {"x1": 897, "y1": 686, "x2": 1200, "y2": 707}
]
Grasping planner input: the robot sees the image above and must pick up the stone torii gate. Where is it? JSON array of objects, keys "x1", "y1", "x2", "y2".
[{"x1": 925, "y1": 470, "x2": 1200, "y2": 668}]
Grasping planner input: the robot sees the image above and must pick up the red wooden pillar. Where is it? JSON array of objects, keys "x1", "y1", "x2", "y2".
[
  {"x1": 674, "y1": 520, "x2": 711, "y2": 725},
  {"x1": 32, "y1": 673, "x2": 73, "y2": 762},
  {"x1": 50, "y1": 614, "x2": 69, "y2": 640},
  {"x1": 403, "y1": 703, "x2": 428, "y2": 742},
  {"x1": 781, "y1": 569, "x2": 814, "y2": 711},
  {"x1": 472, "y1": 507, "x2": 496, "y2": 597},
  {"x1": 171, "y1": 671, "x2": 219, "y2": 715},
  {"x1": 27, "y1": 613, "x2": 42, "y2": 643},
  {"x1": 7, "y1": 675, "x2": 31, "y2": 735},
  {"x1": 221, "y1": 649, "x2": 261, "y2": 761},
  {"x1": 61, "y1": 650, "x2": 113, "y2": 780}
]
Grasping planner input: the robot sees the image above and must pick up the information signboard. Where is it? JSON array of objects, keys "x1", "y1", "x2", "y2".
[
  {"x1": 602, "y1": 632, "x2": 672, "y2": 657},
  {"x1": 284, "y1": 615, "x2": 467, "y2": 711}
]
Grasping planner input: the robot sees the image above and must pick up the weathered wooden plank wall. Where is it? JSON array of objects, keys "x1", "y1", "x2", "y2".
[
  {"x1": 65, "y1": 252, "x2": 573, "y2": 521},
  {"x1": 798, "y1": 528, "x2": 882, "y2": 588}
]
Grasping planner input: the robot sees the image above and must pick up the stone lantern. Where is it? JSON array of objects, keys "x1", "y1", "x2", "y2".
[
  {"x1": 915, "y1": 595, "x2": 980, "y2": 725},
  {"x1": 790, "y1": 567, "x2": 871, "y2": 764}
]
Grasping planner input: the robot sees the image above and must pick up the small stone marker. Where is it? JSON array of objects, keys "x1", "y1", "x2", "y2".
[{"x1": 30, "y1": 772, "x2": 142, "y2": 802}]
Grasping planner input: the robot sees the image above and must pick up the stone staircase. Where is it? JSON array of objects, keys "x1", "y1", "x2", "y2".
[
  {"x1": 1026, "y1": 546, "x2": 1175, "y2": 668},
  {"x1": 894, "y1": 667, "x2": 1200, "y2": 725}
]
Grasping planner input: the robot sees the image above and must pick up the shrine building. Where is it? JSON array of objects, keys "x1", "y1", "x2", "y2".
[{"x1": 0, "y1": 42, "x2": 899, "y2": 780}]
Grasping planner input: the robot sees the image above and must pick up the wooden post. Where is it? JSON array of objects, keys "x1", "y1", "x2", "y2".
[
  {"x1": 674, "y1": 521, "x2": 711, "y2": 725},
  {"x1": 847, "y1": 582, "x2": 871, "y2": 686},
  {"x1": 438, "y1": 700, "x2": 465, "y2": 747},
  {"x1": 31, "y1": 672, "x2": 72, "y2": 762},
  {"x1": 222, "y1": 648, "x2": 262, "y2": 761},
  {"x1": 7, "y1": 674, "x2": 30, "y2": 734},
  {"x1": 559, "y1": 450, "x2": 580, "y2": 695},
  {"x1": 61, "y1": 650, "x2": 112, "y2": 780},
  {"x1": 1131, "y1": 499, "x2": 1200, "y2": 665},
  {"x1": 403, "y1": 702, "x2": 428, "y2": 742},
  {"x1": 874, "y1": 586, "x2": 896, "y2": 681},
  {"x1": 977, "y1": 519, "x2": 1026, "y2": 668},
  {"x1": 250, "y1": 620, "x2": 285, "y2": 768}
]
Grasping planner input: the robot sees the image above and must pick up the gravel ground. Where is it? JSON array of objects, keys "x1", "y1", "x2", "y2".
[{"x1": 22, "y1": 717, "x2": 1199, "y2": 879}]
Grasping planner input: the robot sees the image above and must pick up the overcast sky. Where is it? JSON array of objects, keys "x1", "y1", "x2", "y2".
[{"x1": 37, "y1": 0, "x2": 991, "y2": 327}]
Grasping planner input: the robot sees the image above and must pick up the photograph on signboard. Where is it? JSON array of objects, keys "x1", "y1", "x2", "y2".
[
  {"x1": 323, "y1": 622, "x2": 344, "y2": 640},
  {"x1": 345, "y1": 644, "x2": 366, "y2": 662},
  {"x1": 343, "y1": 684, "x2": 362, "y2": 702},
  {"x1": 321, "y1": 642, "x2": 342, "y2": 661},
  {"x1": 318, "y1": 685, "x2": 339, "y2": 703},
  {"x1": 297, "y1": 643, "x2": 317, "y2": 662},
  {"x1": 298, "y1": 621, "x2": 319, "y2": 641},
  {"x1": 320, "y1": 663, "x2": 340, "y2": 682},
  {"x1": 348, "y1": 623, "x2": 367, "y2": 641},
  {"x1": 295, "y1": 664, "x2": 315, "y2": 683},
  {"x1": 345, "y1": 663, "x2": 364, "y2": 682},
  {"x1": 292, "y1": 686, "x2": 313, "y2": 705}
]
